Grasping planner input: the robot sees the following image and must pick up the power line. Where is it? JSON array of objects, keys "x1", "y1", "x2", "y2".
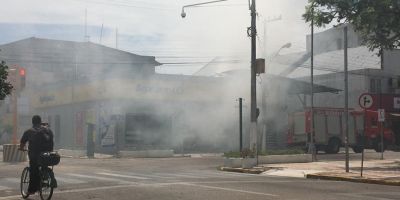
[
  {"x1": 71, "y1": 0, "x2": 175, "y2": 11},
  {"x1": 71, "y1": 0, "x2": 246, "y2": 11}
]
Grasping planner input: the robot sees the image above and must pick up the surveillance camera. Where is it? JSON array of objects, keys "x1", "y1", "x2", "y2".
[{"x1": 181, "y1": 12, "x2": 186, "y2": 18}]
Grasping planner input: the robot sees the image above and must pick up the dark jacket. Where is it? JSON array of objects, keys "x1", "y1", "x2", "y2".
[{"x1": 20, "y1": 125, "x2": 54, "y2": 155}]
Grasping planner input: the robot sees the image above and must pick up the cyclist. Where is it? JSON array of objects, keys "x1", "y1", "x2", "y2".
[{"x1": 19, "y1": 115, "x2": 54, "y2": 195}]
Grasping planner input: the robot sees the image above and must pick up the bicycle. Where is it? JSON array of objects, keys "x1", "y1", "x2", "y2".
[{"x1": 20, "y1": 150, "x2": 59, "y2": 200}]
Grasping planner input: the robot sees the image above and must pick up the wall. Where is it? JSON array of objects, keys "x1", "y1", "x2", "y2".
[{"x1": 306, "y1": 24, "x2": 362, "y2": 55}]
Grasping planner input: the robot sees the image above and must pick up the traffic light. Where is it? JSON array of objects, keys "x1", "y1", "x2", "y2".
[{"x1": 18, "y1": 67, "x2": 26, "y2": 89}]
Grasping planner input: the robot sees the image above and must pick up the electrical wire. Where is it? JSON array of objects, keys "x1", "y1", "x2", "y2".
[{"x1": 71, "y1": 0, "x2": 175, "y2": 11}]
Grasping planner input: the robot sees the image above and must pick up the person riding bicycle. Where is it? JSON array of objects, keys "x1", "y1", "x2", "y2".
[{"x1": 19, "y1": 115, "x2": 54, "y2": 195}]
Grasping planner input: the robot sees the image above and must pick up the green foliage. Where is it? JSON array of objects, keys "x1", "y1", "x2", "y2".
[
  {"x1": 259, "y1": 148, "x2": 305, "y2": 156},
  {"x1": 0, "y1": 61, "x2": 13, "y2": 100},
  {"x1": 303, "y1": 0, "x2": 400, "y2": 53},
  {"x1": 223, "y1": 151, "x2": 241, "y2": 158}
]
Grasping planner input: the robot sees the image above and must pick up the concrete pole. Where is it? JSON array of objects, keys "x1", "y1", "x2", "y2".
[
  {"x1": 379, "y1": 81, "x2": 384, "y2": 160},
  {"x1": 262, "y1": 124, "x2": 266, "y2": 152},
  {"x1": 379, "y1": 49, "x2": 384, "y2": 160},
  {"x1": 10, "y1": 69, "x2": 18, "y2": 145},
  {"x1": 239, "y1": 98, "x2": 243, "y2": 152},
  {"x1": 250, "y1": 0, "x2": 258, "y2": 153},
  {"x1": 12, "y1": 89, "x2": 18, "y2": 144},
  {"x1": 309, "y1": 6, "x2": 316, "y2": 161},
  {"x1": 344, "y1": 26, "x2": 350, "y2": 173}
]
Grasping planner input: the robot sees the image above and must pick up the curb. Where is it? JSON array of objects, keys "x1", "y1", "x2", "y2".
[
  {"x1": 306, "y1": 173, "x2": 400, "y2": 186},
  {"x1": 218, "y1": 166, "x2": 265, "y2": 174}
]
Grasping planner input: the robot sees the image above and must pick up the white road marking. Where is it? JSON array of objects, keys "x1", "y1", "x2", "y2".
[
  {"x1": 100, "y1": 170, "x2": 175, "y2": 179},
  {"x1": 56, "y1": 176, "x2": 87, "y2": 184},
  {"x1": 0, "y1": 178, "x2": 18, "y2": 190},
  {"x1": 179, "y1": 183, "x2": 279, "y2": 197},
  {"x1": 188, "y1": 171, "x2": 236, "y2": 178},
  {"x1": 0, "y1": 186, "x2": 11, "y2": 191},
  {"x1": 1, "y1": 179, "x2": 18, "y2": 184},
  {"x1": 67, "y1": 173, "x2": 133, "y2": 184},
  {"x1": 155, "y1": 173, "x2": 203, "y2": 179},
  {"x1": 192, "y1": 171, "x2": 257, "y2": 178},
  {"x1": 96, "y1": 172, "x2": 150, "y2": 180}
]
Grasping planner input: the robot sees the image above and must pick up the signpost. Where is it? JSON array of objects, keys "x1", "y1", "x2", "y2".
[
  {"x1": 378, "y1": 109, "x2": 385, "y2": 122},
  {"x1": 378, "y1": 108, "x2": 385, "y2": 160},
  {"x1": 358, "y1": 93, "x2": 371, "y2": 175}
]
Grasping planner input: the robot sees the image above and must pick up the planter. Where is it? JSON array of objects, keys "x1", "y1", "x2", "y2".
[
  {"x1": 241, "y1": 157, "x2": 257, "y2": 168},
  {"x1": 223, "y1": 157, "x2": 242, "y2": 168},
  {"x1": 3, "y1": 144, "x2": 27, "y2": 162}
]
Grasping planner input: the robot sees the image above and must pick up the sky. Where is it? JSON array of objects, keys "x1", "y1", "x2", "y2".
[{"x1": 0, "y1": 0, "x2": 330, "y2": 75}]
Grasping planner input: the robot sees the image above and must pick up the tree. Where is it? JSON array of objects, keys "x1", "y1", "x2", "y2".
[
  {"x1": 0, "y1": 61, "x2": 13, "y2": 100},
  {"x1": 303, "y1": 0, "x2": 400, "y2": 54}
]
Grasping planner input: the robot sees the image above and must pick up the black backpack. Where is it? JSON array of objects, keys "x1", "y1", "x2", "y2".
[{"x1": 30, "y1": 127, "x2": 53, "y2": 152}]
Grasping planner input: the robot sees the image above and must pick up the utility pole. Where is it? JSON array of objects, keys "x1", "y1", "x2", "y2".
[
  {"x1": 239, "y1": 98, "x2": 243, "y2": 152},
  {"x1": 344, "y1": 25, "x2": 350, "y2": 173},
  {"x1": 379, "y1": 79, "x2": 384, "y2": 160},
  {"x1": 250, "y1": 0, "x2": 258, "y2": 153},
  {"x1": 309, "y1": 5, "x2": 316, "y2": 161},
  {"x1": 379, "y1": 48, "x2": 384, "y2": 160},
  {"x1": 10, "y1": 69, "x2": 18, "y2": 145},
  {"x1": 180, "y1": 0, "x2": 258, "y2": 153}
]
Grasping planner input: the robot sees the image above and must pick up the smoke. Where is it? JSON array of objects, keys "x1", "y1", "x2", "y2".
[{"x1": 0, "y1": 0, "x2": 336, "y2": 152}]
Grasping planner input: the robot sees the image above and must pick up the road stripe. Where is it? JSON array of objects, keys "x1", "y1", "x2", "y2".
[
  {"x1": 0, "y1": 178, "x2": 19, "y2": 190},
  {"x1": 100, "y1": 170, "x2": 171, "y2": 179},
  {"x1": 67, "y1": 173, "x2": 133, "y2": 184},
  {"x1": 187, "y1": 171, "x2": 231, "y2": 178},
  {"x1": 155, "y1": 173, "x2": 203, "y2": 179},
  {"x1": 179, "y1": 183, "x2": 279, "y2": 197},
  {"x1": 1, "y1": 178, "x2": 18, "y2": 184},
  {"x1": 56, "y1": 176, "x2": 87, "y2": 184},
  {"x1": 192, "y1": 171, "x2": 257, "y2": 178},
  {"x1": 0, "y1": 186, "x2": 11, "y2": 191},
  {"x1": 96, "y1": 172, "x2": 150, "y2": 180}
]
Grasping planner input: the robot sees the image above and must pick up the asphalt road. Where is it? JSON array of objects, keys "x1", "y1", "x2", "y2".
[{"x1": 0, "y1": 155, "x2": 398, "y2": 200}]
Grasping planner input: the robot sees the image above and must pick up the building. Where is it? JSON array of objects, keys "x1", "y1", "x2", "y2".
[
  {"x1": 272, "y1": 24, "x2": 400, "y2": 146},
  {"x1": 0, "y1": 37, "x2": 241, "y2": 153}
]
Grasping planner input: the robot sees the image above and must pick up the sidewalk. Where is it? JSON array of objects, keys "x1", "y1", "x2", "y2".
[{"x1": 261, "y1": 151, "x2": 400, "y2": 186}]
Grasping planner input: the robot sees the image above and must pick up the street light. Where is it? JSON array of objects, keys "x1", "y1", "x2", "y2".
[
  {"x1": 271, "y1": 42, "x2": 291, "y2": 59},
  {"x1": 281, "y1": 42, "x2": 292, "y2": 49},
  {"x1": 181, "y1": 0, "x2": 228, "y2": 18}
]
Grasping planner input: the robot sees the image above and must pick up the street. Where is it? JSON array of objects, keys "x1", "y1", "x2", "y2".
[{"x1": 0, "y1": 156, "x2": 398, "y2": 200}]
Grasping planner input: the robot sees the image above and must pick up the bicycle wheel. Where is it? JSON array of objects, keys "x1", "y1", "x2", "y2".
[
  {"x1": 39, "y1": 168, "x2": 54, "y2": 200},
  {"x1": 20, "y1": 167, "x2": 30, "y2": 199}
]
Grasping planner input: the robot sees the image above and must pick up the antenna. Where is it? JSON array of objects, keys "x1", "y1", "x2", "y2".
[
  {"x1": 99, "y1": 23, "x2": 104, "y2": 44},
  {"x1": 116, "y1": 27, "x2": 118, "y2": 49},
  {"x1": 84, "y1": 8, "x2": 90, "y2": 42}
]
